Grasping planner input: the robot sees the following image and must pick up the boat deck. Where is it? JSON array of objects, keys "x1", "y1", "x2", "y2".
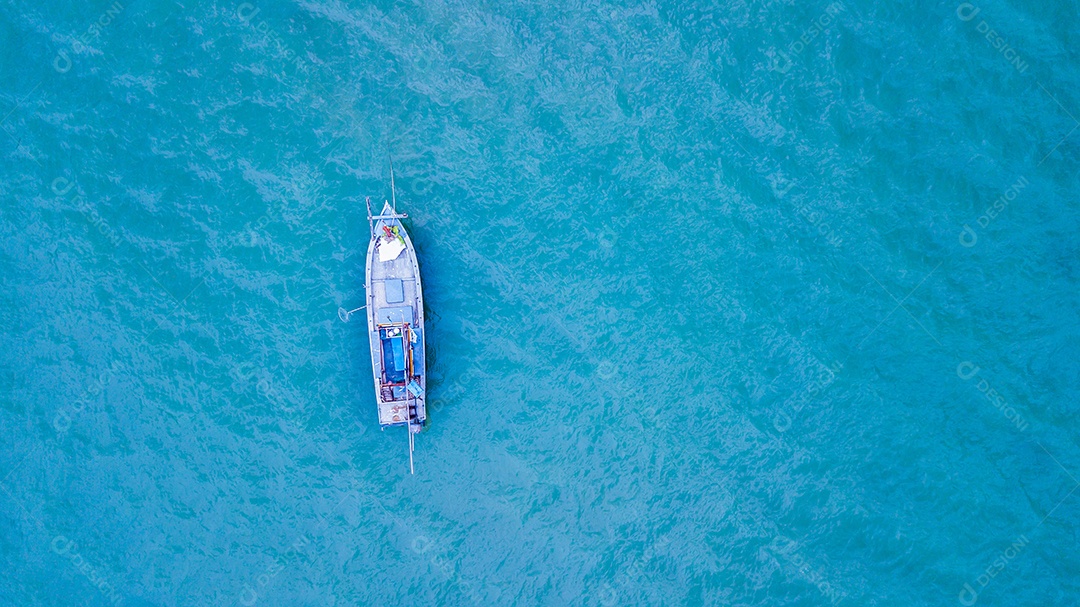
[{"x1": 366, "y1": 205, "x2": 426, "y2": 427}]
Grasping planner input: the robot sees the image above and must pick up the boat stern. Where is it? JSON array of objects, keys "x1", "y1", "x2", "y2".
[{"x1": 377, "y1": 395, "x2": 426, "y2": 427}]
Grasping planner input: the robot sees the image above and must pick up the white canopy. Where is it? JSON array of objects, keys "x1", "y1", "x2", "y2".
[{"x1": 378, "y1": 237, "x2": 406, "y2": 262}]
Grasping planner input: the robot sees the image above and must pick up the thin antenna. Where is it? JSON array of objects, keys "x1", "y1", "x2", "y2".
[{"x1": 389, "y1": 155, "x2": 398, "y2": 213}]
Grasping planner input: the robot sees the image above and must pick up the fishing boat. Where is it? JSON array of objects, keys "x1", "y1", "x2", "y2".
[{"x1": 363, "y1": 170, "x2": 426, "y2": 473}]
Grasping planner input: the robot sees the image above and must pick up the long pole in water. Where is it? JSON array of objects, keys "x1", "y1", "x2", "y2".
[
  {"x1": 404, "y1": 322, "x2": 415, "y2": 475},
  {"x1": 408, "y1": 421, "x2": 415, "y2": 475},
  {"x1": 391, "y1": 155, "x2": 412, "y2": 474},
  {"x1": 389, "y1": 155, "x2": 397, "y2": 214}
]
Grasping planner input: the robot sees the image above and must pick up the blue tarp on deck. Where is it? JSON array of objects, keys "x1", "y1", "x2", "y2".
[{"x1": 390, "y1": 336, "x2": 405, "y2": 372}]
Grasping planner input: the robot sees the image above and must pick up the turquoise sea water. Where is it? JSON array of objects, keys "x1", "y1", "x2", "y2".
[{"x1": 2, "y1": 0, "x2": 1079, "y2": 605}]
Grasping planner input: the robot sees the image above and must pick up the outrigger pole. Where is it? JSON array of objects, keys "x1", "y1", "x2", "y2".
[{"x1": 365, "y1": 195, "x2": 374, "y2": 238}]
